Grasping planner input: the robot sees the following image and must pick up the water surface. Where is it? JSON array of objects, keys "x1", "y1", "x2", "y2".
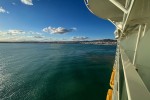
[{"x1": 0, "y1": 43, "x2": 116, "y2": 100}]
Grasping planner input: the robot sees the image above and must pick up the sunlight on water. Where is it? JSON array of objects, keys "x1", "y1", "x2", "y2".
[{"x1": 0, "y1": 43, "x2": 116, "y2": 100}]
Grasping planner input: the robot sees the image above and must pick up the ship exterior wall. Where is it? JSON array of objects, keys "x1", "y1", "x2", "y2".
[{"x1": 119, "y1": 28, "x2": 150, "y2": 92}]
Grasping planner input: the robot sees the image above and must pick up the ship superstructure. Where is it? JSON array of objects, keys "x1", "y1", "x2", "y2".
[{"x1": 84, "y1": 0, "x2": 150, "y2": 100}]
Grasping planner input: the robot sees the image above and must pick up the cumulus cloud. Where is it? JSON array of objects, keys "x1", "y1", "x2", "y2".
[
  {"x1": 0, "y1": 30, "x2": 25, "y2": 36},
  {"x1": 0, "y1": 30, "x2": 42, "y2": 36},
  {"x1": 72, "y1": 36, "x2": 89, "y2": 41},
  {"x1": 21, "y1": 0, "x2": 33, "y2": 5},
  {"x1": 7, "y1": 30, "x2": 25, "y2": 35},
  {"x1": 42, "y1": 26, "x2": 76, "y2": 34},
  {"x1": 0, "y1": 30, "x2": 47, "y2": 42},
  {"x1": 33, "y1": 35, "x2": 44, "y2": 38},
  {"x1": 0, "y1": 7, "x2": 9, "y2": 14},
  {"x1": 28, "y1": 31, "x2": 42, "y2": 35}
]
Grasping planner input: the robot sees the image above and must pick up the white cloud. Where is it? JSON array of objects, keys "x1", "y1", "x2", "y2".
[
  {"x1": 72, "y1": 36, "x2": 89, "y2": 41},
  {"x1": 0, "y1": 7, "x2": 9, "y2": 14},
  {"x1": 29, "y1": 31, "x2": 42, "y2": 35},
  {"x1": 0, "y1": 30, "x2": 42, "y2": 36},
  {"x1": 0, "y1": 29, "x2": 49, "y2": 42},
  {"x1": 7, "y1": 30, "x2": 25, "y2": 35},
  {"x1": 21, "y1": 0, "x2": 33, "y2": 5},
  {"x1": 33, "y1": 35, "x2": 44, "y2": 38},
  {"x1": 12, "y1": 2, "x2": 16, "y2": 5},
  {"x1": 43, "y1": 26, "x2": 76, "y2": 34}
]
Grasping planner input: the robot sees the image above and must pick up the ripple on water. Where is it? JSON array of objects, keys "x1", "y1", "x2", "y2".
[{"x1": 0, "y1": 44, "x2": 116, "y2": 100}]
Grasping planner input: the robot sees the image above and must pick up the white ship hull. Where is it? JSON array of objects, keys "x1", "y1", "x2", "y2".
[{"x1": 84, "y1": 0, "x2": 150, "y2": 100}]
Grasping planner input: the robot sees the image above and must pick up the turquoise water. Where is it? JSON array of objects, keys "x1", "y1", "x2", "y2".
[{"x1": 0, "y1": 43, "x2": 116, "y2": 100}]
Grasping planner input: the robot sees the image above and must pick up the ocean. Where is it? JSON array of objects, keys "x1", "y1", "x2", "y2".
[{"x1": 0, "y1": 43, "x2": 116, "y2": 100}]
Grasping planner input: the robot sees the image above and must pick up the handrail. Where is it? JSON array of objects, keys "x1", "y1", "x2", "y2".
[
  {"x1": 120, "y1": 47, "x2": 150, "y2": 100},
  {"x1": 122, "y1": 0, "x2": 135, "y2": 31}
]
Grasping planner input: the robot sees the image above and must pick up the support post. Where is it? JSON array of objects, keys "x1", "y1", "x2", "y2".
[
  {"x1": 109, "y1": 0, "x2": 128, "y2": 14},
  {"x1": 133, "y1": 25, "x2": 141, "y2": 65}
]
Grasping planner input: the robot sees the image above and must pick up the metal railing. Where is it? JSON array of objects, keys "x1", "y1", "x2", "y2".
[{"x1": 120, "y1": 47, "x2": 150, "y2": 100}]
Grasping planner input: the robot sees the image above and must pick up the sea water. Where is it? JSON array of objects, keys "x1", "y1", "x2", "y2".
[{"x1": 0, "y1": 43, "x2": 116, "y2": 100}]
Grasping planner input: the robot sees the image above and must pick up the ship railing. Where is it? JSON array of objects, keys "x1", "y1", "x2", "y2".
[
  {"x1": 107, "y1": 43, "x2": 120, "y2": 100},
  {"x1": 108, "y1": 0, "x2": 135, "y2": 32},
  {"x1": 118, "y1": 47, "x2": 150, "y2": 100},
  {"x1": 109, "y1": 44, "x2": 150, "y2": 100}
]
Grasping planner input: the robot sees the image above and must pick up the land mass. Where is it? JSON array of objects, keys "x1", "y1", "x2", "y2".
[{"x1": 0, "y1": 39, "x2": 117, "y2": 45}]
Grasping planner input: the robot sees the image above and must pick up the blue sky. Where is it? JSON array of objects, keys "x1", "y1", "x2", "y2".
[{"x1": 0, "y1": 0, "x2": 115, "y2": 42}]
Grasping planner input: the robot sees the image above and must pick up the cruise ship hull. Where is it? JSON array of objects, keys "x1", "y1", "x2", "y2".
[{"x1": 84, "y1": 0, "x2": 150, "y2": 100}]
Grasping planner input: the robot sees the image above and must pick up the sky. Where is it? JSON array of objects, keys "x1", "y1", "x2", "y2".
[{"x1": 0, "y1": 0, "x2": 115, "y2": 42}]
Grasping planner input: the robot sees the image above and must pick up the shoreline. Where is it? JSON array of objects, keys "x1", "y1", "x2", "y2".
[{"x1": 0, "y1": 39, "x2": 117, "y2": 45}]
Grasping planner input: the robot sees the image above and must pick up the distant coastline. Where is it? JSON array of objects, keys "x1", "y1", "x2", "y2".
[{"x1": 0, "y1": 39, "x2": 117, "y2": 45}]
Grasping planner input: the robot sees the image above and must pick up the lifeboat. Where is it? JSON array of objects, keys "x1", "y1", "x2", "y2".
[
  {"x1": 110, "y1": 68, "x2": 116, "y2": 89},
  {"x1": 106, "y1": 89, "x2": 113, "y2": 100}
]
